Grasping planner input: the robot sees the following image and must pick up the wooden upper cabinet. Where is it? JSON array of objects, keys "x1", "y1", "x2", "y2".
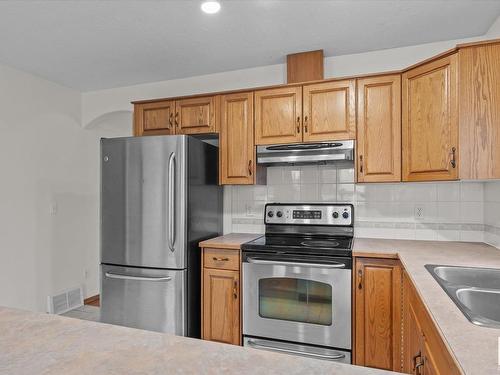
[
  {"x1": 219, "y1": 92, "x2": 255, "y2": 184},
  {"x1": 402, "y1": 54, "x2": 459, "y2": 181},
  {"x1": 354, "y1": 258, "x2": 402, "y2": 372},
  {"x1": 134, "y1": 101, "x2": 175, "y2": 136},
  {"x1": 357, "y1": 75, "x2": 401, "y2": 182},
  {"x1": 255, "y1": 86, "x2": 302, "y2": 145},
  {"x1": 175, "y1": 96, "x2": 218, "y2": 134},
  {"x1": 303, "y1": 80, "x2": 356, "y2": 142},
  {"x1": 459, "y1": 42, "x2": 500, "y2": 179}
]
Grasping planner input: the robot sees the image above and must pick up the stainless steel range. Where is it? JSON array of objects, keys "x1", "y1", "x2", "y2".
[{"x1": 242, "y1": 203, "x2": 353, "y2": 363}]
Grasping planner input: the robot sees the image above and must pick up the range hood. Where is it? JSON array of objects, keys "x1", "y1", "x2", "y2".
[{"x1": 256, "y1": 140, "x2": 354, "y2": 166}]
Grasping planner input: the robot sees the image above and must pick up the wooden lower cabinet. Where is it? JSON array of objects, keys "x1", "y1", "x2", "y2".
[
  {"x1": 402, "y1": 271, "x2": 461, "y2": 375},
  {"x1": 201, "y1": 247, "x2": 241, "y2": 346},
  {"x1": 355, "y1": 258, "x2": 462, "y2": 374},
  {"x1": 354, "y1": 257, "x2": 402, "y2": 372}
]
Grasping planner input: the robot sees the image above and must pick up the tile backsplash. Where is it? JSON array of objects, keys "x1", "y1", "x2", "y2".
[{"x1": 224, "y1": 165, "x2": 500, "y2": 248}]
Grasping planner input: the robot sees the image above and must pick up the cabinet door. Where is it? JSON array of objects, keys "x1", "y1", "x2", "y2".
[
  {"x1": 202, "y1": 268, "x2": 240, "y2": 345},
  {"x1": 255, "y1": 86, "x2": 302, "y2": 145},
  {"x1": 354, "y1": 258, "x2": 402, "y2": 371},
  {"x1": 303, "y1": 80, "x2": 356, "y2": 142},
  {"x1": 459, "y1": 43, "x2": 500, "y2": 179},
  {"x1": 404, "y1": 286, "x2": 425, "y2": 374},
  {"x1": 175, "y1": 96, "x2": 218, "y2": 134},
  {"x1": 220, "y1": 92, "x2": 255, "y2": 184},
  {"x1": 402, "y1": 54, "x2": 458, "y2": 181},
  {"x1": 357, "y1": 75, "x2": 401, "y2": 182},
  {"x1": 402, "y1": 271, "x2": 461, "y2": 375},
  {"x1": 134, "y1": 101, "x2": 175, "y2": 136}
]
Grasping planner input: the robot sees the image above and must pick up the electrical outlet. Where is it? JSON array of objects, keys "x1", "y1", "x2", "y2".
[
  {"x1": 414, "y1": 205, "x2": 424, "y2": 220},
  {"x1": 245, "y1": 203, "x2": 255, "y2": 217}
]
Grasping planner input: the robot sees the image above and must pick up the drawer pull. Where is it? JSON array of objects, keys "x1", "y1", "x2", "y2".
[{"x1": 212, "y1": 257, "x2": 229, "y2": 262}]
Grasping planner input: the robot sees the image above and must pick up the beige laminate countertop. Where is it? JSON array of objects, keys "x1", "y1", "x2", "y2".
[
  {"x1": 199, "y1": 233, "x2": 261, "y2": 249},
  {"x1": 0, "y1": 307, "x2": 394, "y2": 375},
  {"x1": 353, "y1": 238, "x2": 500, "y2": 375}
]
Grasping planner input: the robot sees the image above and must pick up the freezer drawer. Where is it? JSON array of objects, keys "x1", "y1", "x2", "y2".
[{"x1": 100, "y1": 264, "x2": 186, "y2": 334}]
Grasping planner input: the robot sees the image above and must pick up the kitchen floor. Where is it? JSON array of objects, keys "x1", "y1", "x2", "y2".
[{"x1": 62, "y1": 305, "x2": 100, "y2": 322}]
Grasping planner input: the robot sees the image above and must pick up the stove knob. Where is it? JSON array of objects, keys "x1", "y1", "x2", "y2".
[
  {"x1": 276, "y1": 211, "x2": 283, "y2": 218},
  {"x1": 342, "y1": 211, "x2": 349, "y2": 219},
  {"x1": 332, "y1": 212, "x2": 339, "y2": 219},
  {"x1": 267, "y1": 211, "x2": 274, "y2": 218}
]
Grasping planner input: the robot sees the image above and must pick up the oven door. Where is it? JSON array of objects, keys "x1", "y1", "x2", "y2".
[{"x1": 242, "y1": 253, "x2": 351, "y2": 349}]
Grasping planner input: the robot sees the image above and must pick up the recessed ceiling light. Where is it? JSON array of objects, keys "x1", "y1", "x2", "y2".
[{"x1": 201, "y1": 1, "x2": 221, "y2": 14}]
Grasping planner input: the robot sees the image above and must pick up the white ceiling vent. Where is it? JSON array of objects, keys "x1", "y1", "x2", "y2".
[{"x1": 47, "y1": 286, "x2": 84, "y2": 314}]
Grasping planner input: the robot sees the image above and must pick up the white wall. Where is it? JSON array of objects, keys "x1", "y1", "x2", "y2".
[{"x1": 0, "y1": 63, "x2": 127, "y2": 312}]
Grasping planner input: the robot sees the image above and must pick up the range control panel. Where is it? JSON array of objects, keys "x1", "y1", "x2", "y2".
[{"x1": 265, "y1": 204, "x2": 353, "y2": 226}]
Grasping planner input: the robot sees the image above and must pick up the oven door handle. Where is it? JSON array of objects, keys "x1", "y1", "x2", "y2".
[
  {"x1": 246, "y1": 339, "x2": 346, "y2": 361},
  {"x1": 246, "y1": 257, "x2": 346, "y2": 269}
]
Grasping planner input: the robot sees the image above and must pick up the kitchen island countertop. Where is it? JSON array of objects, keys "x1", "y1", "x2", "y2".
[{"x1": 0, "y1": 306, "x2": 394, "y2": 375}]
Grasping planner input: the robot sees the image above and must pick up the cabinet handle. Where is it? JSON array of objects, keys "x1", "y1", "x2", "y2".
[
  {"x1": 359, "y1": 155, "x2": 363, "y2": 174},
  {"x1": 296, "y1": 116, "x2": 301, "y2": 133},
  {"x1": 357, "y1": 268, "x2": 363, "y2": 290},
  {"x1": 450, "y1": 147, "x2": 457, "y2": 168},
  {"x1": 233, "y1": 279, "x2": 238, "y2": 299},
  {"x1": 304, "y1": 116, "x2": 308, "y2": 133},
  {"x1": 169, "y1": 112, "x2": 173, "y2": 128},
  {"x1": 212, "y1": 257, "x2": 229, "y2": 262},
  {"x1": 248, "y1": 160, "x2": 253, "y2": 176},
  {"x1": 412, "y1": 351, "x2": 423, "y2": 373}
]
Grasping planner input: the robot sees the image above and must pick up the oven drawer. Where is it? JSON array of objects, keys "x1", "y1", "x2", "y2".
[{"x1": 203, "y1": 248, "x2": 240, "y2": 271}]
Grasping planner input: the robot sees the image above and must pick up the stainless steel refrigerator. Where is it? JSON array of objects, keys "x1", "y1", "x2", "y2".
[{"x1": 100, "y1": 135, "x2": 222, "y2": 338}]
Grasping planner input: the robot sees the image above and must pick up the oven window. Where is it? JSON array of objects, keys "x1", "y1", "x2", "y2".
[{"x1": 258, "y1": 278, "x2": 332, "y2": 326}]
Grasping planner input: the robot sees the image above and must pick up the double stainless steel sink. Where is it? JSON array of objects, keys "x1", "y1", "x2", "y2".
[{"x1": 426, "y1": 265, "x2": 500, "y2": 328}]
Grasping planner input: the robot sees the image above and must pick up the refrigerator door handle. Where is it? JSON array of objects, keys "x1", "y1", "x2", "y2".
[
  {"x1": 105, "y1": 272, "x2": 172, "y2": 282},
  {"x1": 168, "y1": 152, "x2": 176, "y2": 252}
]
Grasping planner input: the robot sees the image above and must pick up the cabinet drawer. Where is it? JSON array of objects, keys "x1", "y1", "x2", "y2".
[{"x1": 203, "y1": 248, "x2": 240, "y2": 271}]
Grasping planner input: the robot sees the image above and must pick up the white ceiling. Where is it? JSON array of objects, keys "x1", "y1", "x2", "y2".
[{"x1": 0, "y1": 0, "x2": 499, "y2": 91}]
